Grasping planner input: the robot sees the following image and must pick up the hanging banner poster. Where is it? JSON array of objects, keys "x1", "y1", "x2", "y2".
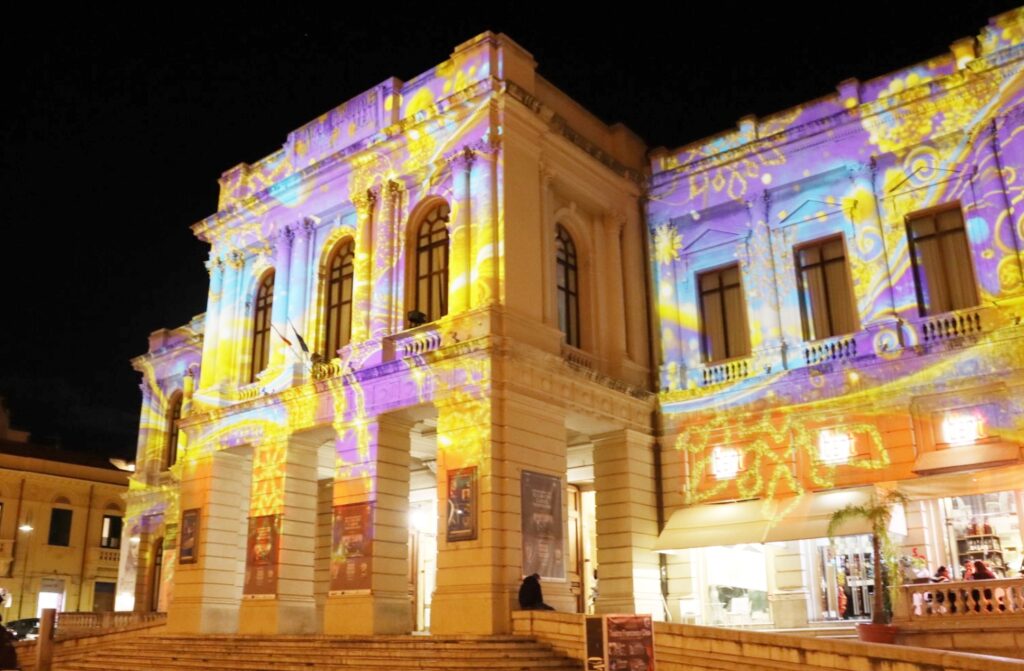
[
  {"x1": 178, "y1": 508, "x2": 200, "y2": 564},
  {"x1": 605, "y1": 614, "x2": 656, "y2": 671},
  {"x1": 446, "y1": 466, "x2": 477, "y2": 542},
  {"x1": 243, "y1": 514, "x2": 280, "y2": 598},
  {"x1": 521, "y1": 470, "x2": 565, "y2": 580},
  {"x1": 330, "y1": 502, "x2": 373, "y2": 593}
]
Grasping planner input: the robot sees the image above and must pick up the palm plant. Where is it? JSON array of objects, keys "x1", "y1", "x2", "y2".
[{"x1": 827, "y1": 490, "x2": 908, "y2": 626}]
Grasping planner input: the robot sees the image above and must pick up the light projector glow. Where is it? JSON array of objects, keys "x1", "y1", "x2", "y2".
[
  {"x1": 711, "y1": 446, "x2": 741, "y2": 480},
  {"x1": 818, "y1": 429, "x2": 852, "y2": 464},
  {"x1": 942, "y1": 413, "x2": 983, "y2": 446}
]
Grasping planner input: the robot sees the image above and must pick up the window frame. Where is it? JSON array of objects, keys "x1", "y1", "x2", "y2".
[
  {"x1": 250, "y1": 271, "x2": 275, "y2": 382},
  {"x1": 696, "y1": 263, "x2": 750, "y2": 363},
  {"x1": 48, "y1": 506, "x2": 73, "y2": 547},
  {"x1": 100, "y1": 514, "x2": 123, "y2": 549},
  {"x1": 794, "y1": 235, "x2": 859, "y2": 341},
  {"x1": 555, "y1": 223, "x2": 582, "y2": 349},
  {"x1": 906, "y1": 204, "x2": 979, "y2": 318},
  {"x1": 410, "y1": 202, "x2": 451, "y2": 326},
  {"x1": 164, "y1": 392, "x2": 182, "y2": 470},
  {"x1": 323, "y1": 238, "x2": 356, "y2": 356}
]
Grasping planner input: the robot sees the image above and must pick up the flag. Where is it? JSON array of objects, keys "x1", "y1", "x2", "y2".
[
  {"x1": 272, "y1": 324, "x2": 293, "y2": 348},
  {"x1": 291, "y1": 322, "x2": 310, "y2": 354}
]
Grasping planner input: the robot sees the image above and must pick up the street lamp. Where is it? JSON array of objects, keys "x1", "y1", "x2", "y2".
[{"x1": 16, "y1": 522, "x2": 33, "y2": 620}]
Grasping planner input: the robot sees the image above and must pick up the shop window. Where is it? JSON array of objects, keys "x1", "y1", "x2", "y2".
[
  {"x1": 250, "y1": 271, "x2": 274, "y2": 382},
  {"x1": 692, "y1": 544, "x2": 771, "y2": 626},
  {"x1": 48, "y1": 507, "x2": 73, "y2": 546},
  {"x1": 907, "y1": 206, "x2": 978, "y2": 316},
  {"x1": 942, "y1": 491, "x2": 1020, "y2": 578},
  {"x1": 101, "y1": 514, "x2": 122, "y2": 548},
  {"x1": 323, "y1": 238, "x2": 355, "y2": 355},
  {"x1": 555, "y1": 224, "x2": 581, "y2": 349},
  {"x1": 698, "y1": 264, "x2": 749, "y2": 362},
  {"x1": 410, "y1": 202, "x2": 450, "y2": 325},
  {"x1": 796, "y1": 237, "x2": 858, "y2": 341}
]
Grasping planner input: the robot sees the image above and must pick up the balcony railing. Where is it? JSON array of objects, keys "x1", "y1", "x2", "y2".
[
  {"x1": 897, "y1": 577, "x2": 1024, "y2": 621},
  {"x1": 561, "y1": 344, "x2": 597, "y2": 370},
  {"x1": 700, "y1": 357, "x2": 751, "y2": 386},
  {"x1": 803, "y1": 334, "x2": 857, "y2": 365},
  {"x1": 919, "y1": 308, "x2": 984, "y2": 344}
]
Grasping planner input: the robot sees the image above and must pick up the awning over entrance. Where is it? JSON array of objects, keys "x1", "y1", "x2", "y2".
[
  {"x1": 896, "y1": 463, "x2": 1024, "y2": 499},
  {"x1": 654, "y1": 487, "x2": 877, "y2": 552}
]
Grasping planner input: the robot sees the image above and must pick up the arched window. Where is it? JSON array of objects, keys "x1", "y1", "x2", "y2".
[
  {"x1": 556, "y1": 224, "x2": 581, "y2": 348},
  {"x1": 164, "y1": 393, "x2": 182, "y2": 470},
  {"x1": 411, "y1": 202, "x2": 450, "y2": 325},
  {"x1": 250, "y1": 272, "x2": 274, "y2": 382},
  {"x1": 323, "y1": 239, "x2": 355, "y2": 355}
]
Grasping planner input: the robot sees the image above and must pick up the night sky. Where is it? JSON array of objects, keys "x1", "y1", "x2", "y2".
[{"x1": 2, "y1": 4, "x2": 1020, "y2": 459}]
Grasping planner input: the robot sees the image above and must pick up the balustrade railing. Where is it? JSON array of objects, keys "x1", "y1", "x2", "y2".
[
  {"x1": 899, "y1": 577, "x2": 1024, "y2": 621},
  {"x1": 55, "y1": 611, "x2": 166, "y2": 638}
]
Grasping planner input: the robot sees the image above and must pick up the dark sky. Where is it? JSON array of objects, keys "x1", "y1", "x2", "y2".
[{"x1": 2, "y1": 4, "x2": 1020, "y2": 459}]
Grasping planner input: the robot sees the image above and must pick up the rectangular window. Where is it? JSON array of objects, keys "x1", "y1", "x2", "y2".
[
  {"x1": 698, "y1": 264, "x2": 749, "y2": 363},
  {"x1": 100, "y1": 515, "x2": 122, "y2": 548},
  {"x1": 907, "y1": 206, "x2": 978, "y2": 316},
  {"x1": 796, "y1": 237, "x2": 858, "y2": 341},
  {"x1": 48, "y1": 508, "x2": 73, "y2": 546}
]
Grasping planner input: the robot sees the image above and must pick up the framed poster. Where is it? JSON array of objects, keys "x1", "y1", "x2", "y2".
[
  {"x1": 520, "y1": 470, "x2": 565, "y2": 580},
  {"x1": 605, "y1": 614, "x2": 656, "y2": 671},
  {"x1": 179, "y1": 508, "x2": 200, "y2": 564},
  {"x1": 330, "y1": 502, "x2": 373, "y2": 593},
  {"x1": 243, "y1": 514, "x2": 280, "y2": 597},
  {"x1": 446, "y1": 466, "x2": 477, "y2": 542}
]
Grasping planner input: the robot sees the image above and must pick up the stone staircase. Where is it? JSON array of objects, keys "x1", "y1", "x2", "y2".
[{"x1": 53, "y1": 634, "x2": 579, "y2": 671}]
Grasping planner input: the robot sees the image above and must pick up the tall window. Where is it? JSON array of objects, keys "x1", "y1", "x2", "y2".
[
  {"x1": 698, "y1": 264, "x2": 749, "y2": 363},
  {"x1": 908, "y1": 206, "x2": 979, "y2": 316},
  {"x1": 48, "y1": 506, "x2": 73, "y2": 547},
  {"x1": 796, "y1": 237, "x2": 858, "y2": 341},
  {"x1": 324, "y1": 239, "x2": 355, "y2": 355},
  {"x1": 412, "y1": 202, "x2": 450, "y2": 324},
  {"x1": 250, "y1": 272, "x2": 274, "y2": 382},
  {"x1": 164, "y1": 393, "x2": 182, "y2": 470},
  {"x1": 556, "y1": 224, "x2": 581, "y2": 348},
  {"x1": 101, "y1": 514, "x2": 123, "y2": 548}
]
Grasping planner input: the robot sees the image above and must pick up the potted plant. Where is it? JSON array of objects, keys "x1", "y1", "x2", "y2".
[{"x1": 827, "y1": 490, "x2": 908, "y2": 644}]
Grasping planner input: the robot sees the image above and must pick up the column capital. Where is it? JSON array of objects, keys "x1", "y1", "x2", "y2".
[
  {"x1": 353, "y1": 187, "x2": 378, "y2": 214},
  {"x1": 205, "y1": 256, "x2": 224, "y2": 276},
  {"x1": 225, "y1": 251, "x2": 245, "y2": 269},
  {"x1": 447, "y1": 145, "x2": 476, "y2": 170}
]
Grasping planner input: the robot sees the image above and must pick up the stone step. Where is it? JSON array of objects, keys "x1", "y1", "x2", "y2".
[
  {"x1": 59, "y1": 658, "x2": 579, "y2": 671},
  {"x1": 78, "y1": 647, "x2": 560, "y2": 662}
]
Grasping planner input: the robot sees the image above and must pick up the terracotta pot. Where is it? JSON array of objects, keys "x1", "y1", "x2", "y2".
[{"x1": 857, "y1": 622, "x2": 899, "y2": 644}]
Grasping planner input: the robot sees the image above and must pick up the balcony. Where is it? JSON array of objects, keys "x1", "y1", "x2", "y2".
[
  {"x1": 802, "y1": 333, "x2": 858, "y2": 366},
  {"x1": 697, "y1": 357, "x2": 752, "y2": 387}
]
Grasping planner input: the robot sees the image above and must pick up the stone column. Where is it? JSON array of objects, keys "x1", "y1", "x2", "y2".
[
  {"x1": 602, "y1": 212, "x2": 629, "y2": 373},
  {"x1": 167, "y1": 449, "x2": 253, "y2": 633},
  {"x1": 766, "y1": 541, "x2": 810, "y2": 628},
  {"x1": 370, "y1": 180, "x2": 402, "y2": 338},
  {"x1": 268, "y1": 225, "x2": 294, "y2": 370},
  {"x1": 238, "y1": 436, "x2": 318, "y2": 634},
  {"x1": 351, "y1": 188, "x2": 378, "y2": 343},
  {"x1": 472, "y1": 139, "x2": 500, "y2": 306},
  {"x1": 287, "y1": 219, "x2": 314, "y2": 354},
  {"x1": 448, "y1": 147, "x2": 474, "y2": 315},
  {"x1": 621, "y1": 206, "x2": 647, "y2": 366},
  {"x1": 323, "y1": 415, "x2": 412, "y2": 634},
  {"x1": 431, "y1": 389, "x2": 569, "y2": 634},
  {"x1": 215, "y1": 252, "x2": 244, "y2": 385},
  {"x1": 198, "y1": 255, "x2": 224, "y2": 390},
  {"x1": 592, "y1": 429, "x2": 662, "y2": 617}
]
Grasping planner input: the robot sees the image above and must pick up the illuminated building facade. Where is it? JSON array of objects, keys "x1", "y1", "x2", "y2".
[
  {"x1": 120, "y1": 10, "x2": 1024, "y2": 636},
  {"x1": 0, "y1": 403, "x2": 129, "y2": 619},
  {"x1": 119, "y1": 33, "x2": 655, "y2": 635},
  {"x1": 650, "y1": 10, "x2": 1024, "y2": 628}
]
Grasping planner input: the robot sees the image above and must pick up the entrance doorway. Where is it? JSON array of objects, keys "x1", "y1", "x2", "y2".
[{"x1": 409, "y1": 420, "x2": 438, "y2": 632}]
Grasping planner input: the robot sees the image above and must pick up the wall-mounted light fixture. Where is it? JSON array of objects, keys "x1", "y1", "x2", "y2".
[
  {"x1": 943, "y1": 413, "x2": 983, "y2": 446},
  {"x1": 818, "y1": 429, "x2": 852, "y2": 464},
  {"x1": 711, "y1": 446, "x2": 742, "y2": 480}
]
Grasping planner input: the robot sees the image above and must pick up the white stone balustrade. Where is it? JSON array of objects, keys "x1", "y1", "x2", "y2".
[{"x1": 898, "y1": 577, "x2": 1024, "y2": 620}]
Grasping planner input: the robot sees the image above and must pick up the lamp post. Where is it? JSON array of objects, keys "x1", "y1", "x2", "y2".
[{"x1": 16, "y1": 521, "x2": 33, "y2": 620}]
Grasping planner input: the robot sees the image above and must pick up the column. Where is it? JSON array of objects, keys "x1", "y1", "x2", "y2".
[
  {"x1": 431, "y1": 390, "x2": 569, "y2": 634},
  {"x1": 472, "y1": 139, "x2": 500, "y2": 306},
  {"x1": 198, "y1": 255, "x2": 223, "y2": 390},
  {"x1": 766, "y1": 541, "x2": 809, "y2": 627},
  {"x1": 238, "y1": 436, "x2": 318, "y2": 634},
  {"x1": 287, "y1": 219, "x2": 314, "y2": 355},
  {"x1": 852, "y1": 161, "x2": 899, "y2": 325},
  {"x1": 602, "y1": 213, "x2": 628, "y2": 373},
  {"x1": 370, "y1": 180, "x2": 402, "y2": 338},
  {"x1": 215, "y1": 252, "x2": 244, "y2": 385},
  {"x1": 323, "y1": 415, "x2": 412, "y2": 634},
  {"x1": 592, "y1": 429, "x2": 662, "y2": 617},
  {"x1": 166, "y1": 450, "x2": 252, "y2": 633},
  {"x1": 268, "y1": 225, "x2": 293, "y2": 370},
  {"x1": 351, "y1": 188, "x2": 378, "y2": 343},
  {"x1": 448, "y1": 147, "x2": 474, "y2": 315},
  {"x1": 621, "y1": 206, "x2": 647, "y2": 365}
]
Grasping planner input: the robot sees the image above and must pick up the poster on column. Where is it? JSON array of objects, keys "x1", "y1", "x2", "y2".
[
  {"x1": 330, "y1": 502, "x2": 373, "y2": 593},
  {"x1": 520, "y1": 470, "x2": 565, "y2": 580},
  {"x1": 586, "y1": 614, "x2": 656, "y2": 671},
  {"x1": 446, "y1": 466, "x2": 477, "y2": 542},
  {"x1": 243, "y1": 514, "x2": 280, "y2": 598}
]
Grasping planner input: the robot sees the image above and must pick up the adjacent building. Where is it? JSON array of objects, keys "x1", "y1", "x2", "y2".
[{"x1": 120, "y1": 9, "x2": 1024, "y2": 636}]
